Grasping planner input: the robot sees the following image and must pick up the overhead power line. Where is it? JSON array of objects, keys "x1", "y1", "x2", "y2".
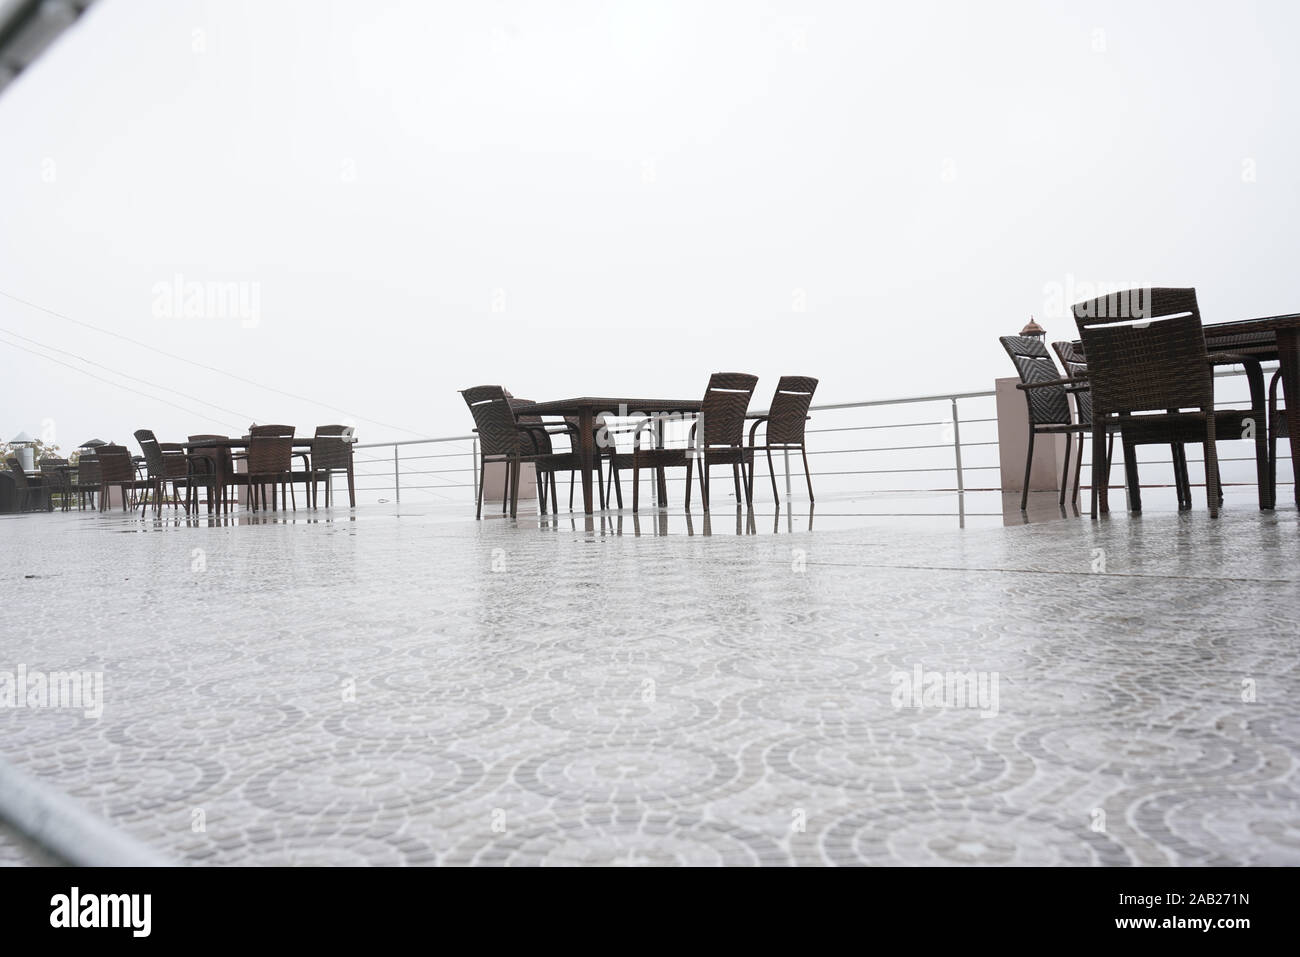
[
  {"x1": 0, "y1": 288, "x2": 433, "y2": 438},
  {"x1": 0, "y1": 323, "x2": 255, "y2": 422},
  {"x1": 0, "y1": 330, "x2": 245, "y2": 432}
]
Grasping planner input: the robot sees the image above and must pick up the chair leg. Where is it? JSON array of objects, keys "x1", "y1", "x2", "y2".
[
  {"x1": 633, "y1": 461, "x2": 641, "y2": 512},
  {"x1": 766, "y1": 447, "x2": 778, "y2": 506},
  {"x1": 596, "y1": 463, "x2": 604, "y2": 512},
  {"x1": 1072, "y1": 431, "x2": 1084, "y2": 506},
  {"x1": 1175, "y1": 444, "x2": 1192, "y2": 510},
  {"x1": 476, "y1": 460, "x2": 486, "y2": 519},
  {"x1": 1204, "y1": 409, "x2": 1220, "y2": 518},
  {"x1": 569, "y1": 472, "x2": 575, "y2": 510},
  {"x1": 1090, "y1": 429, "x2": 1107, "y2": 518},
  {"x1": 732, "y1": 463, "x2": 742, "y2": 504},
  {"x1": 1060, "y1": 433, "x2": 1072, "y2": 508},
  {"x1": 550, "y1": 472, "x2": 559, "y2": 514},
  {"x1": 612, "y1": 461, "x2": 623, "y2": 509},
  {"x1": 1253, "y1": 414, "x2": 1269, "y2": 510},
  {"x1": 510, "y1": 459, "x2": 520, "y2": 519},
  {"x1": 701, "y1": 463, "x2": 711, "y2": 513},
  {"x1": 685, "y1": 458, "x2": 693, "y2": 509},
  {"x1": 1122, "y1": 433, "x2": 1141, "y2": 512},
  {"x1": 801, "y1": 446, "x2": 814, "y2": 503},
  {"x1": 1020, "y1": 429, "x2": 1035, "y2": 511}
]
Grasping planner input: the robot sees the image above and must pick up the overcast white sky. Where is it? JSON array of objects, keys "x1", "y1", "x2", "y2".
[{"x1": 1, "y1": 0, "x2": 1297, "y2": 448}]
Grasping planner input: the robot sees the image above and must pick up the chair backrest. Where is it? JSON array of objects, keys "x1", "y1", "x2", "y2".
[
  {"x1": 187, "y1": 435, "x2": 233, "y2": 478},
  {"x1": 999, "y1": 336, "x2": 1070, "y2": 426},
  {"x1": 247, "y1": 435, "x2": 293, "y2": 476},
  {"x1": 39, "y1": 458, "x2": 70, "y2": 492},
  {"x1": 75, "y1": 453, "x2": 101, "y2": 487},
  {"x1": 249, "y1": 424, "x2": 295, "y2": 438},
  {"x1": 5, "y1": 456, "x2": 30, "y2": 490},
  {"x1": 134, "y1": 429, "x2": 167, "y2": 478},
  {"x1": 699, "y1": 373, "x2": 759, "y2": 448},
  {"x1": 310, "y1": 425, "x2": 354, "y2": 471},
  {"x1": 765, "y1": 376, "x2": 818, "y2": 445},
  {"x1": 461, "y1": 386, "x2": 522, "y2": 457},
  {"x1": 97, "y1": 444, "x2": 136, "y2": 483},
  {"x1": 1051, "y1": 340, "x2": 1093, "y2": 427},
  {"x1": 1071, "y1": 287, "x2": 1212, "y2": 416}
]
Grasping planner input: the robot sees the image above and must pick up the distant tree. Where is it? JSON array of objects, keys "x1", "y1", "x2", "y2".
[{"x1": 1, "y1": 439, "x2": 63, "y2": 466}]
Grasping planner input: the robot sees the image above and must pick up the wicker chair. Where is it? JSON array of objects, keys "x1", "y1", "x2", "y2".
[
  {"x1": 184, "y1": 435, "x2": 246, "y2": 514},
  {"x1": 1000, "y1": 336, "x2": 1121, "y2": 511},
  {"x1": 595, "y1": 414, "x2": 648, "y2": 509},
  {"x1": 1072, "y1": 287, "x2": 1267, "y2": 518},
  {"x1": 246, "y1": 433, "x2": 296, "y2": 511},
  {"x1": 96, "y1": 444, "x2": 149, "y2": 512},
  {"x1": 745, "y1": 376, "x2": 818, "y2": 505},
  {"x1": 1047, "y1": 339, "x2": 1169, "y2": 509},
  {"x1": 134, "y1": 429, "x2": 190, "y2": 513},
  {"x1": 632, "y1": 373, "x2": 758, "y2": 512},
  {"x1": 4, "y1": 457, "x2": 44, "y2": 511},
  {"x1": 461, "y1": 386, "x2": 588, "y2": 519},
  {"x1": 509, "y1": 400, "x2": 588, "y2": 514},
  {"x1": 73, "y1": 453, "x2": 100, "y2": 510},
  {"x1": 38, "y1": 458, "x2": 73, "y2": 511},
  {"x1": 307, "y1": 425, "x2": 356, "y2": 508}
]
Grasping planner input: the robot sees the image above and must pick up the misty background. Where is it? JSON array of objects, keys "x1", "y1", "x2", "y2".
[{"x1": 1, "y1": 0, "x2": 1297, "y2": 453}]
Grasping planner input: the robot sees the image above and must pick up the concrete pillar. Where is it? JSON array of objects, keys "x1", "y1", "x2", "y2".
[
  {"x1": 996, "y1": 376, "x2": 1068, "y2": 493},
  {"x1": 482, "y1": 462, "x2": 538, "y2": 504}
]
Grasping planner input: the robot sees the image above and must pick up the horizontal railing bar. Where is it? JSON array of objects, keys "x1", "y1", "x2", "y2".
[{"x1": 353, "y1": 435, "x2": 475, "y2": 449}]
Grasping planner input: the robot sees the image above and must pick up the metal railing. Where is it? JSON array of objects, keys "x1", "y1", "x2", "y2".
[{"x1": 349, "y1": 369, "x2": 1290, "y2": 510}]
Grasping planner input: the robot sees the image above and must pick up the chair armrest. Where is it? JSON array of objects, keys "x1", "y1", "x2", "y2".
[
  {"x1": 747, "y1": 414, "x2": 770, "y2": 446},
  {"x1": 1208, "y1": 354, "x2": 1265, "y2": 412},
  {"x1": 1016, "y1": 377, "x2": 1076, "y2": 390}
]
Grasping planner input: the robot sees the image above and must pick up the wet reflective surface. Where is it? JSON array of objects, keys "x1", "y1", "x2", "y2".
[{"x1": 1, "y1": 492, "x2": 1298, "y2": 865}]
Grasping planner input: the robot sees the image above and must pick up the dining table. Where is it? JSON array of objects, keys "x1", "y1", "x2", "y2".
[
  {"x1": 1203, "y1": 313, "x2": 1300, "y2": 506},
  {"x1": 520, "y1": 397, "x2": 704, "y2": 514}
]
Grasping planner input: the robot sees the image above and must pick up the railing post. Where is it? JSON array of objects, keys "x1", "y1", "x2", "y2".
[
  {"x1": 394, "y1": 444, "x2": 400, "y2": 503},
  {"x1": 950, "y1": 397, "x2": 964, "y2": 495},
  {"x1": 784, "y1": 449, "x2": 792, "y2": 502}
]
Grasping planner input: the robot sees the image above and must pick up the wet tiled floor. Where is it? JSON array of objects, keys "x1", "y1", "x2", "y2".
[{"x1": 1, "y1": 492, "x2": 1298, "y2": 866}]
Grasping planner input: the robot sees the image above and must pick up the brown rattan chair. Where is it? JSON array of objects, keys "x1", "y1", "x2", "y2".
[
  {"x1": 184, "y1": 435, "x2": 249, "y2": 514},
  {"x1": 71, "y1": 453, "x2": 100, "y2": 510},
  {"x1": 596, "y1": 414, "x2": 648, "y2": 509},
  {"x1": 1072, "y1": 287, "x2": 1268, "y2": 518},
  {"x1": 461, "y1": 386, "x2": 586, "y2": 519},
  {"x1": 96, "y1": 444, "x2": 149, "y2": 512},
  {"x1": 246, "y1": 432, "x2": 296, "y2": 511},
  {"x1": 134, "y1": 429, "x2": 190, "y2": 513},
  {"x1": 1054, "y1": 339, "x2": 1206, "y2": 511},
  {"x1": 745, "y1": 376, "x2": 818, "y2": 506},
  {"x1": 4, "y1": 457, "x2": 45, "y2": 511},
  {"x1": 632, "y1": 372, "x2": 758, "y2": 512},
  {"x1": 307, "y1": 425, "x2": 356, "y2": 508},
  {"x1": 38, "y1": 458, "x2": 73, "y2": 511},
  {"x1": 506, "y1": 400, "x2": 587, "y2": 514},
  {"x1": 1000, "y1": 336, "x2": 1121, "y2": 511}
]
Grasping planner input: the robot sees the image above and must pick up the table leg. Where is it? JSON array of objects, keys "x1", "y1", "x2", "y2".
[
  {"x1": 578, "y1": 407, "x2": 596, "y2": 515},
  {"x1": 655, "y1": 417, "x2": 667, "y2": 505},
  {"x1": 1277, "y1": 329, "x2": 1300, "y2": 508}
]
